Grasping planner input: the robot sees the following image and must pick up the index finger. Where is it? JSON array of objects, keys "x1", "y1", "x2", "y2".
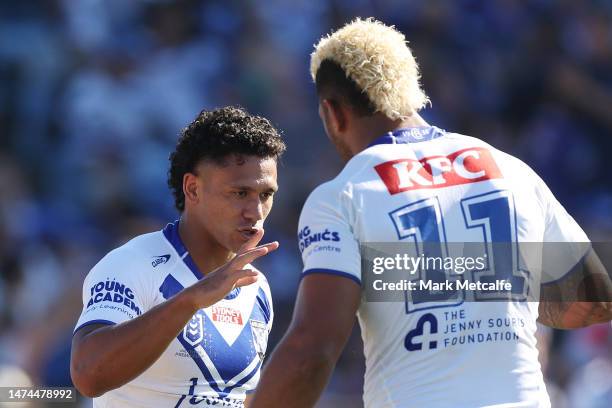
[
  {"x1": 232, "y1": 241, "x2": 280, "y2": 269},
  {"x1": 237, "y1": 228, "x2": 265, "y2": 253}
]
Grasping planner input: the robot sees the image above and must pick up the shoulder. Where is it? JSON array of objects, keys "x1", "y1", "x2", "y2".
[
  {"x1": 86, "y1": 230, "x2": 174, "y2": 285},
  {"x1": 482, "y1": 141, "x2": 552, "y2": 201},
  {"x1": 301, "y1": 155, "x2": 367, "y2": 215},
  {"x1": 306, "y1": 147, "x2": 385, "y2": 205},
  {"x1": 448, "y1": 132, "x2": 556, "y2": 214},
  {"x1": 442, "y1": 131, "x2": 489, "y2": 146},
  {"x1": 299, "y1": 180, "x2": 354, "y2": 235},
  {"x1": 445, "y1": 131, "x2": 544, "y2": 181},
  {"x1": 453, "y1": 133, "x2": 535, "y2": 172},
  {"x1": 302, "y1": 180, "x2": 343, "y2": 211}
]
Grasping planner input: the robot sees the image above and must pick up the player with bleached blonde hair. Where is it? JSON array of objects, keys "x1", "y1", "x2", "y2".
[
  {"x1": 310, "y1": 17, "x2": 429, "y2": 121},
  {"x1": 251, "y1": 18, "x2": 611, "y2": 408}
]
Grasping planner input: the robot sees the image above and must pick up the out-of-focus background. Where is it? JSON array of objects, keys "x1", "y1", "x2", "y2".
[{"x1": 1, "y1": 0, "x2": 611, "y2": 407}]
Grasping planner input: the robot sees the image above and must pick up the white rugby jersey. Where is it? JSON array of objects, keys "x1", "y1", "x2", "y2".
[
  {"x1": 74, "y1": 221, "x2": 273, "y2": 408},
  {"x1": 299, "y1": 127, "x2": 588, "y2": 408}
]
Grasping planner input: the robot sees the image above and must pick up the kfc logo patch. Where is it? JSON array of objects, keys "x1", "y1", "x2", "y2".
[{"x1": 375, "y1": 147, "x2": 502, "y2": 194}]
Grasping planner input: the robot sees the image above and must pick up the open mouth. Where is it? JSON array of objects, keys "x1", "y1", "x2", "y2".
[{"x1": 238, "y1": 227, "x2": 259, "y2": 240}]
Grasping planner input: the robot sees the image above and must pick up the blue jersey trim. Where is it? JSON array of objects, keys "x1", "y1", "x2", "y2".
[
  {"x1": 159, "y1": 274, "x2": 184, "y2": 299},
  {"x1": 367, "y1": 126, "x2": 446, "y2": 148},
  {"x1": 159, "y1": 274, "x2": 264, "y2": 395},
  {"x1": 301, "y1": 268, "x2": 362, "y2": 286},
  {"x1": 73, "y1": 319, "x2": 115, "y2": 335},
  {"x1": 163, "y1": 220, "x2": 202, "y2": 279},
  {"x1": 256, "y1": 287, "x2": 272, "y2": 323},
  {"x1": 175, "y1": 317, "x2": 263, "y2": 398},
  {"x1": 163, "y1": 220, "x2": 188, "y2": 257},
  {"x1": 162, "y1": 220, "x2": 240, "y2": 299}
]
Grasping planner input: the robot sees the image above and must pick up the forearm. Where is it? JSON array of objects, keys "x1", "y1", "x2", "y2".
[
  {"x1": 72, "y1": 290, "x2": 197, "y2": 396},
  {"x1": 72, "y1": 232, "x2": 276, "y2": 397},
  {"x1": 251, "y1": 333, "x2": 337, "y2": 408},
  {"x1": 538, "y1": 301, "x2": 612, "y2": 329},
  {"x1": 539, "y1": 250, "x2": 612, "y2": 329}
]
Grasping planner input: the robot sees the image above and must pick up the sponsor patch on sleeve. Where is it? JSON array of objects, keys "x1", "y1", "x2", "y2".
[
  {"x1": 84, "y1": 279, "x2": 142, "y2": 318},
  {"x1": 298, "y1": 226, "x2": 341, "y2": 253}
]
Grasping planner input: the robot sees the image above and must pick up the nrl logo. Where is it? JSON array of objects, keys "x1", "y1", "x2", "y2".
[
  {"x1": 184, "y1": 312, "x2": 204, "y2": 346},
  {"x1": 152, "y1": 254, "x2": 171, "y2": 267}
]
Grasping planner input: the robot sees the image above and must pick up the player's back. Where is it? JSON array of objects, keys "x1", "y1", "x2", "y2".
[{"x1": 299, "y1": 126, "x2": 587, "y2": 407}]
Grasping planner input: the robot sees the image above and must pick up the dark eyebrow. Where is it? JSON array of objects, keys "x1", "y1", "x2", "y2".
[{"x1": 230, "y1": 185, "x2": 278, "y2": 192}]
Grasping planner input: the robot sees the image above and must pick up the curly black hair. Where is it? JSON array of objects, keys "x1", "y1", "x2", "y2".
[{"x1": 168, "y1": 106, "x2": 286, "y2": 212}]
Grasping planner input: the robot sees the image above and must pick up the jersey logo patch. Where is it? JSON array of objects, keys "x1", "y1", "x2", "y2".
[
  {"x1": 152, "y1": 254, "x2": 171, "y2": 267},
  {"x1": 86, "y1": 280, "x2": 142, "y2": 316},
  {"x1": 212, "y1": 306, "x2": 243, "y2": 325},
  {"x1": 375, "y1": 147, "x2": 502, "y2": 194},
  {"x1": 159, "y1": 273, "x2": 269, "y2": 396},
  {"x1": 184, "y1": 313, "x2": 204, "y2": 346}
]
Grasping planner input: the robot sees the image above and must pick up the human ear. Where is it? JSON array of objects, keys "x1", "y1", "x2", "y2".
[
  {"x1": 183, "y1": 173, "x2": 200, "y2": 205},
  {"x1": 320, "y1": 98, "x2": 348, "y2": 134}
]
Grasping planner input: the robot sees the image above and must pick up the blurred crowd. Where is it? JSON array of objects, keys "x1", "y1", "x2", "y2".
[{"x1": 1, "y1": 0, "x2": 611, "y2": 406}]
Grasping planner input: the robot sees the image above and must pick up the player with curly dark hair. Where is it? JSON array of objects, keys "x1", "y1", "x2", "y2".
[
  {"x1": 168, "y1": 106, "x2": 286, "y2": 212},
  {"x1": 71, "y1": 106, "x2": 286, "y2": 407}
]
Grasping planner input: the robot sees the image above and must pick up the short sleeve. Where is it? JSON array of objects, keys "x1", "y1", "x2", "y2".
[
  {"x1": 535, "y1": 177, "x2": 591, "y2": 283},
  {"x1": 298, "y1": 185, "x2": 361, "y2": 285},
  {"x1": 74, "y1": 248, "x2": 151, "y2": 334}
]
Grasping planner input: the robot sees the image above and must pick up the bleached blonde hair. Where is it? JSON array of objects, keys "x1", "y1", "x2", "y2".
[{"x1": 310, "y1": 18, "x2": 429, "y2": 120}]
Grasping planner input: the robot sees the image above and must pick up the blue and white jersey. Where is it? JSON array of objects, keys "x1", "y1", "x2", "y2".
[
  {"x1": 74, "y1": 221, "x2": 273, "y2": 408},
  {"x1": 299, "y1": 127, "x2": 588, "y2": 408}
]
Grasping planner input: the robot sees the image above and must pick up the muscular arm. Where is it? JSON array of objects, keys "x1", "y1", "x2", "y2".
[
  {"x1": 71, "y1": 291, "x2": 198, "y2": 397},
  {"x1": 538, "y1": 249, "x2": 612, "y2": 329},
  {"x1": 71, "y1": 235, "x2": 277, "y2": 397},
  {"x1": 250, "y1": 274, "x2": 361, "y2": 408}
]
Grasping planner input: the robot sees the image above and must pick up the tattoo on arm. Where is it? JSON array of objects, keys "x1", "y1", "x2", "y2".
[
  {"x1": 539, "y1": 250, "x2": 612, "y2": 329},
  {"x1": 537, "y1": 301, "x2": 570, "y2": 329}
]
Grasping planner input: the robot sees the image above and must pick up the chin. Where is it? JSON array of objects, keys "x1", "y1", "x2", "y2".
[
  {"x1": 230, "y1": 243, "x2": 243, "y2": 253},
  {"x1": 228, "y1": 235, "x2": 247, "y2": 252}
]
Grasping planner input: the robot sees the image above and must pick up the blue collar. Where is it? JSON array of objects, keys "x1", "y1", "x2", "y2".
[
  {"x1": 162, "y1": 220, "x2": 240, "y2": 299},
  {"x1": 367, "y1": 126, "x2": 446, "y2": 148}
]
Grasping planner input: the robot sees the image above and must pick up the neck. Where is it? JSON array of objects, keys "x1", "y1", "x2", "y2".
[
  {"x1": 350, "y1": 112, "x2": 429, "y2": 157},
  {"x1": 178, "y1": 213, "x2": 233, "y2": 275}
]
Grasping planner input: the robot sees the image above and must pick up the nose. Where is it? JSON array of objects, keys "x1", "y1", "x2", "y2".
[{"x1": 243, "y1": 197, "x2": 264, "y2": 223}]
